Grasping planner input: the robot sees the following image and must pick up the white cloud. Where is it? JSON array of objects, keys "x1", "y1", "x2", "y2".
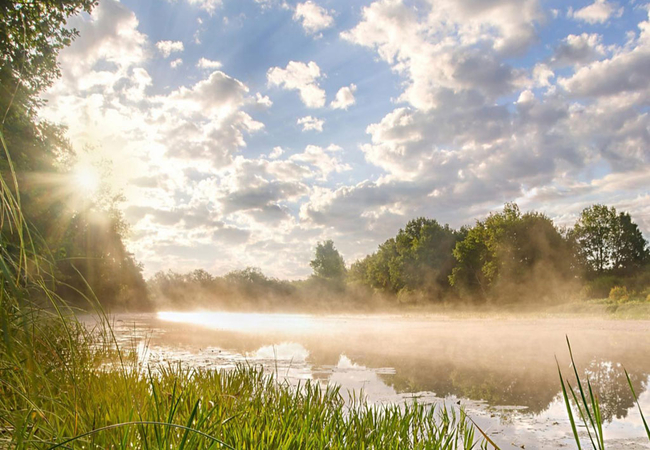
[
  {"x1": 269, "y1": 146, "x2": 284, "y2": 159},
  {"x1": 51, "y1": 0, "x2": 147, "y2": 91},
  {"x1": 267, "y1": 61, "x2": 326, "y2": 108},
  {"x1": 293, "y1": 1, "x2": 334, "y2": 36},
  {"x1": 186, "y1": 0, "x2": 222, "y2": 14},
  {"x1": 290, "y1": 144, "x2": 351, "y2": 180},
  {"x1": 156, "y1": 40, "x2": 184, "y2": 58},
  {"x1": 532, "y1": 63, "x2": 554, "y2": 87},
  {"x1": 39, "y1": 2, "x2": 286, "y2": 275},
  {"x1": 341, "y1": 0, "x2": 538, "y2": 110},
  {"x1": 297, "y1": 116, "x2": 324, "y2": 132},
  {"x1": 255, "y1": 92, "x2": 273, "y2": 108},
  {"x1": 568, "y1": 0, "x2": 623, "y2": 24},
  {"x1": 559, "y1": 10, "x2": 650, "y2": 101},
  {"x1": 197, "y1": 57, "x2": 222, "y2": 69},
  {"x1": 170, "y1": 58, "x2": 183, "y2": 68},
  {"x1": 552, "y1": 33, "x2": 606, "y2": 67},
  {"x1": 331, "y1": 84, "x2": 357, "y2": 109}
]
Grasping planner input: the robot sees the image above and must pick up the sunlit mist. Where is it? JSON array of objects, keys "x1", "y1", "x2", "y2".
[{"x1": 157, "y1": 311, "x2": 328, "y2": 334}]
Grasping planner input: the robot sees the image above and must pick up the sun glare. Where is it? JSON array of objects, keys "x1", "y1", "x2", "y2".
[{"x1": 73, "y1": 164, "x2": 100, "y2": 194}]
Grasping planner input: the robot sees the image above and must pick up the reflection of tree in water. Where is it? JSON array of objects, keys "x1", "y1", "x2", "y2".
[
  {"x1": 142, "y1": 316, "x2": 650, "y2": 421},
  {"x1": 379, "y1": 362, "x2": 559, "y2": 415},
  {"x1": 582, "y1": 359, "x2": 647, "y2": 422},
  {"x1": 378, "y1": 358, "x2": 649, "y2": 420}
]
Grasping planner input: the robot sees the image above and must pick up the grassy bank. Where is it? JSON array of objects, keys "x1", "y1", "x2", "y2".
[
  {"x1": 546, "y1": 298, "x2": 650, "y2": 319},
  {"x1": 0, "y1": 317, "x2": 484, "y2": 449}
]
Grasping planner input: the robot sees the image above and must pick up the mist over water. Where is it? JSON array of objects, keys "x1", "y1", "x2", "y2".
[{"x1": 105, "y1": 311, "x2": 650, "y2": 450}]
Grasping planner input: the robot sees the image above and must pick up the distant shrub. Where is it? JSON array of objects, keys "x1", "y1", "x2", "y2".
[
  {"x1": 397, "y1": 288, "x2": 428, "y2": 305},
  {"x1": 609, "y1": 286, "x2": 630, "y2": 303},
  {"x1": 585, "y1": 276, "x2": 622, "y2": 299}
]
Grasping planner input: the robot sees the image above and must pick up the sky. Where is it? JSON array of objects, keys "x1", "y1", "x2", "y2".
[{"x1": 40, "y1": 0, "x2": 650, "y2": 279}]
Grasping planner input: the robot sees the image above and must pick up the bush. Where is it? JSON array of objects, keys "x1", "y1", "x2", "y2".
[
  {"x1": 584, "y1": 276, "x2": 622, "y2": 299},
  {"x1": 609, "y1": 286, "x2": 630, "y2": 303}
]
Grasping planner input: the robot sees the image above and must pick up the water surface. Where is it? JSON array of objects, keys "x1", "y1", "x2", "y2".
[{"x1": 103, "y1": 312, "x2": 650, "y2": 450}]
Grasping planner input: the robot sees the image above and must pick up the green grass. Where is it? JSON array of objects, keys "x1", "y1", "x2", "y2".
[
  {"x1": 549, "y1": 298, "x2": 650, "y2": 319},
  {"x1": 1, "y1": 325, "x2": 487, "y2": 449}
]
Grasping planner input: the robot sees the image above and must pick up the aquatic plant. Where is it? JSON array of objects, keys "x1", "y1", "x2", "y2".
[{"x1": 557, "y1": 337, "x2": 650, "y2": 449}]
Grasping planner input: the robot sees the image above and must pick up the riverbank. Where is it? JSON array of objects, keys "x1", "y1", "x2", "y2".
[{"x1": 0, "y1": 317, "x2": 481, "y2": 448}]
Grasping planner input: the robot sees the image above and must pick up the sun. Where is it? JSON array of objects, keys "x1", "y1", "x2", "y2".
[{"x1": 73, "y1": 164, "x2": 100, "y2": 195}]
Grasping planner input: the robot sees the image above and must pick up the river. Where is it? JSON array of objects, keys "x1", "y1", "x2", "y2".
[{"x1": 96, "y1": 312, "x2": 650, "y2": 450}]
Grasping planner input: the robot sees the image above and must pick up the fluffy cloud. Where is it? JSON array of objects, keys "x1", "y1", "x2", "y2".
[
  {"x1": 170, "y1": 58, "x2": 183, "y2": 68},
  {"x1": 552, "y1": 33, "x2": 606, "y2": 67},
  {"x1": 300, "y1": 0, "x2": 650, "y2": 252},
  {"x1": 559, "y1": 9, "x2": 650, "y2": 101},
  {"x1": 51, "y1": 0, "x2": 147, "y2": 91},
  {"x1": 289, "y1": 144, "x2": 351, "y2": 180},
  {"x1": 568, "y1": 0, "x2": 623, "y2": 24},
  {"x1": 186, "y1": 0, "x2": 222, "y2": 14},
  {"x1": 297, "y1": 116, "x2": 324, "y2": 132},
  {"x1": 269, "y1": 146, "x2": 284, "y2": 159},
  {"x1": 197, "y1": 57, "x2": 222, "y2": 69},
  {"x1": 267, "y1": 61, "x2": 326, "y2": 108},
  {"x1": 293, "y1": 1, "x2": 334, "y2": 36},
  {"x1": 39, "y1": 0, "x2": 292, "y2": 275},
  {"x1": 331, "y1": 84, "x2": 357, "y2": 109},
  {"x1": 156, "y1": 40, "x2": 184, "y2": 57},
  {"x1": 341, "y1": 0, "x2": 538, "y2": 110}
]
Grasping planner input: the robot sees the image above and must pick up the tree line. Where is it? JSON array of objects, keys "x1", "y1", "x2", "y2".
[
  {"x1": 150, "y1": 203, "x2": 649, "y2": 311},
  {"x1": 348, "y1": 203, "x2": 649, "y2": 304}
]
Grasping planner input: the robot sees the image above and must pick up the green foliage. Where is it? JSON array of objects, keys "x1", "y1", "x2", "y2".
[
  {"x1": 581, "y1": 276, "x2": 621, "y2": 299},
  {"x1": 1, "y1": 345, "x2": 485, "y2": 449},
  {"x1": 310, "y1": 239, "x2": 346, "y2": 281},
  {"x1": 570, "y1": 205, "x2": 649, "y2": 277},
  {"x1": 350, "y1": 218, "x2": 462, "y2": 300},
  {"x1": 349, "y1": 237, "x2": 400, "y2": 292},
  {"x1": 1, "y1": 0, "x2": 96, "y2": 102},
  {"x1": 449, "y1": 203, "x2": 576, "y2": 302},
  {"x1": 1, "y1": 0, "x2": 147, "y2": 310},
  {"x1": 608, "y1": 286, "x2": 630, "y2": 303}
]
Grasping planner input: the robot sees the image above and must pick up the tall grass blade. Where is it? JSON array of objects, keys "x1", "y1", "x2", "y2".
[
  {"x1": 556, "y1": 356, "x2": 582, "y2": 450},
  {"x1": 625, "y1": 368, "x2": 650, "y2": 441},
  {"x1": 46, "y1": 421, "x2": 235, "y2": 449}
]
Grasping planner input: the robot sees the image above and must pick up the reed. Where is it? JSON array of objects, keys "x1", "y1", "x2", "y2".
[{"x1": 557, "y1": 336, "x2": 650, "y2": 449}]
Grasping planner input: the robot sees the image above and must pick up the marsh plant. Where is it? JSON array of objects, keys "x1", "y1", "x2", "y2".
[{"x1": 557, "y1": 338, "x2": 650, "y2": 449}]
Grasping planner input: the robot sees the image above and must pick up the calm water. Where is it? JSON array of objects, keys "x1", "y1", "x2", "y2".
[{"x1": 98, "y1": 312, "x2": 650, "y2": 449}]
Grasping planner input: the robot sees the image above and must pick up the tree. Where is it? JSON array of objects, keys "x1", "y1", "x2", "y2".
[
  {"x1": 1, "y1": 1, "x2": 97, "y2": 109},
  {"x1": 449, "y1": 203, "x2": 575, "y2": 301},
  {"x1": 310, "y1": 240, "x2": 346, "y2": 281},
  {"x1": 570, "y1": 205, "x2": 649, "y2": 276},
  {"x1": 1, "y1": 0, "x2": 149, "y2": 310},
  {"x1": 392, "y1": 218, "x2": 460, "y2": 293}
]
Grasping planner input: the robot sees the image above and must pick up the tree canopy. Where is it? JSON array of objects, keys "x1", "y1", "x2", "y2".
[
  {"x1": 1, "y1": 0, "x2": 148, "y2": 310},
  {"x1": 570, "y1": 204, "x2": 649, "y2": 277},
  {"x1": 449, "y1": 203, "x2": 576, "y2": 302},
  {"x1": 310, "y1": 240, "x2": 346, "y2": 281}
]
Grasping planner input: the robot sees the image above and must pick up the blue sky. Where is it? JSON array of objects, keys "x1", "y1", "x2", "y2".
[{"x1": 41, "y1": 0, "x2": 650, "y2": 278}]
